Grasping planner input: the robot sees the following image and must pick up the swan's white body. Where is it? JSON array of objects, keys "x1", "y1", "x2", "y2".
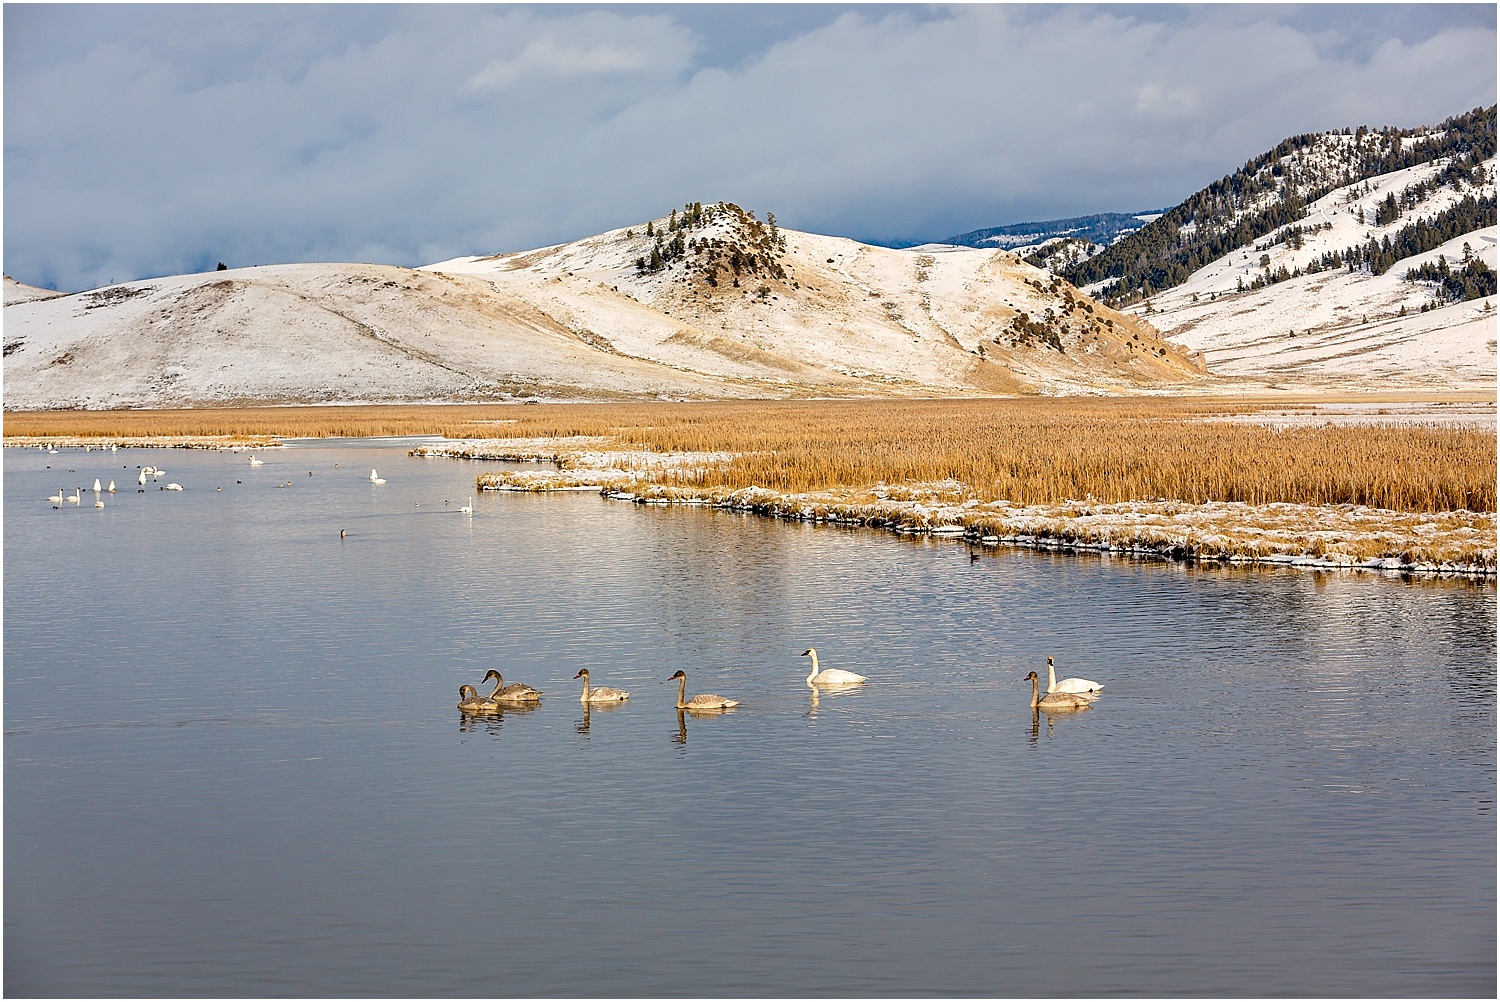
[
  {"x1": 164, "y1": 483, "x2": 184, "y2": 491},
  {"x1": 107, "y1": 481, "x2": 116, "y2": 492},
  {"x1": 370, "y1": 469, "x2": 386, "y2": 484},
  {"x1": 802, "y1": 648, "x2": 867, "y2": 686},
  {"x1": 1027, "y1": 671, "x2": 1092, "y2": 710},
  {"x1": 670, "y1": 670, "x2": 738, "y2": 709},
  {"x1": 249, "y1": 456, "x2": 264, "y2": 466},
  {"x1": 67, "y1": 490, "x2": 81, "y2": 504},
  {"x1": 47, "y1": 489, "x2": 64, "y2": 503},
  {"x1": 95, "y1": 499, "x2": 105, "y2": 509},
  {"x1": 93, "y1": 479, "x2": 102, "y2": 492},
  {"x1": 574, "y1": 669, "x2": 629, "y2": 703},
  {"x1": 484, "y1": 669, "x2": 541, "y2": 702},
  {"x1": 459, "y1": 497, "x2": 473, "y2": 515},
  {"x1": 1046, "y1": 656, "x2": 1102, "y2": 695}
]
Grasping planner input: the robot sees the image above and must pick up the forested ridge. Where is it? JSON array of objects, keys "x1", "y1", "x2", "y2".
[{"x1": 1060, "y1": 106, "x2": 1496, "y2": 306}]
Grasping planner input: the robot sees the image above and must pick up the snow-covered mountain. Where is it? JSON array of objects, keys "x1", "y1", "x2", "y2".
[
  {"x1": 1, "y1": 204, "x2": 1202, "y2": 409},
  {"x1": 1138, "y1": 154, "x2": 1495, "y2": 389},
  {"x1": 1012, "y1": 107, "x2": 1498, "y2": 391}
]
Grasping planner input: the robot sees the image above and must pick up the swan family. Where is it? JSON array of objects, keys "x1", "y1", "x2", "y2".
[{"x1": 457, "y1": 654, "x2": 1103, "y2": 715}]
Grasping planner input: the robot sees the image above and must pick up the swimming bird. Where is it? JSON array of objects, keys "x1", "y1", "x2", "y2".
[
  {"x1": 67, "y1": 489, "x2": 81, "y2": 504},
  {"x1": 802, "y1": 648, "x2": 867, "y2": 686},
  {"x1": 138, "y1": 470, "x2": 147, "y2": 485},
  {"x1": 340, "y1": 529, "x2": 347, "y2": 539},
  {"x1": 1026, "y1": 670, "x2": 1092, "y2": 711},
  {"x1": 164, "y1": 483, "x2": 184, "y2": 491},
  {"x1": 95, "y1": 499, "x2": 105, "y2": 509},
  {"x1": 107, "y1": 481, "x2": 116, "y2": 492},
  {"x1": 1045, "y1": 656, "x2": 1102, "y2": 695},
  {"x1": 459, "y1": 497, "x2": 473, "y2": 515},
  {"x1": 93, "y1": 479, "x2": 102, "y2": 492},
  {"x1": 483, "y1": 669, "x2": 541, "y2": 702},
  {"x1": 370, "y1": 469, "x2": 386, "y2": 484},
  {"x1": 47, "y1": 488, "x2": 64, "y2": 503},
  {"x1": 457, "y1": 684, "x2": 499, "y2": 712},
  {"x1": 574, "y1": 668, "x2": 629, "y2": 703},
  {"x1": 248, "y1": 456, "x2": 264, "y2": 466},
  {"x1": 669, "y1": 669, "x2": 738, "y2": 709}
]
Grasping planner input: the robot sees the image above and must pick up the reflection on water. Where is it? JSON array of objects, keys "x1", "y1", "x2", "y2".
[
  {"x1": 575, "y1": 699, "x2": 626, "y2": 736},
  {"x1": 4, "y1": 442, "x2": 1495, "y2": 997}
]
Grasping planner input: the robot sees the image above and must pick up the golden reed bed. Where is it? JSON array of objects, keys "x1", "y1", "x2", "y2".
[{"x1": 7, "y1": 398, "x2": 1493, "y2": 513}]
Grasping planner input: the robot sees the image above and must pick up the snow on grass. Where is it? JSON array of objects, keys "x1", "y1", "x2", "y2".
[{"x1": 461, "y1": 439, "x2": 1496, "y2": 575}]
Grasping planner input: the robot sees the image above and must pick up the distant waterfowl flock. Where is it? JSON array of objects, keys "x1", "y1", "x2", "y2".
[{"x1": 459, "y1": 648, "x2": 1102, "y2": 715}]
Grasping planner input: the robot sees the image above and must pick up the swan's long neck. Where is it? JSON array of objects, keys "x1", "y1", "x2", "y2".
[
  {"x1": 805, "y1": 650, "x2": 820, "y2": 684},
  {"x1": 1030, "y1": 674, "x2": 1041, "y2": 708},
  {"x1": 488, "y1": 675, "x2": 504, "y2": 699},
  {"x1": 579, "y1": 674, "x2": 590, "y2": 699},
  {"x1": 1046, "y1": 658, "x2": 1058, "y2": 693},
  {"x1": 676, "y1": 675, "x2": 687, "y2": 709}
]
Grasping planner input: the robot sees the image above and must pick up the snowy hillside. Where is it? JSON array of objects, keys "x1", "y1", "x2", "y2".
[
  {"x1": 4, "y1": 276, "x2": 69, "y2": 305},
  {"x1": 1, "y1": 204, "x2": 1202, "y2": 410},
  {"x1": 1140, "y1": 155, "x2": 1496, "y2": 390},
  {"x1": 1066, "y1": 106, "x2": 1496, "y2": 306}
]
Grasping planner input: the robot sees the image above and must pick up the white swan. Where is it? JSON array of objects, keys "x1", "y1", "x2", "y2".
[
  {"x1": 107, "y1": 480, "x2": 116, "y2": 492},
  {"x1": 163, "y1": 483, "x2": 184, "y2": 491},
  {"x1": 93, "y1": 479, "x2": 102, "y2": 492},
  {"x1": 669, "y1": 669, "x2": 738, "y2": 709},
  {"x1": 94, "y1": 499, "x2": 105, "y2": 509},
  {"x1": 802, "y1": 648, "x2": 867, "y2": 686},
  {"x1": 1046, "y1": 656, "x2": 1102, "y2": 695},
  {"x1": 574, "y1": 668, "x2": 629, "y2": 703},
  {"x1": 67, "y1": 489, "x2": 81, "y2": 504},
  {"x1": 459, "y1": 497, "x2": 473, "y2": 515},
  {"x1": 370, "y1": 469, "x2": 386, "y2": 484},
  {"x1": 137, "y1": 470, "x2": 147, "y2": 485},
  {"x1": 1026, "y1": 670, "x2": 1092, "y2": 711},
  {"x1": 483, "y1": 668, "x2": 541, "y2": 702},
  {"x1": 248, "y1": 456, "x2": 264, "y2": 466},
  {"x1": 47, "y1": 488, "x2": 64, "y2": 503}
]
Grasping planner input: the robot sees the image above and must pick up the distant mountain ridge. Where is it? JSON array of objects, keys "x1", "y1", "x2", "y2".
[{"x1": 943, "y1": 212, "x2": 1165, "y2": 251}]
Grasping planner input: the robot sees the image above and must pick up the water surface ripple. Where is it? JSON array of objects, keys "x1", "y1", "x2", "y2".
[{"x1": 5, "y1": 442, "x2": 1495, "y2": 996}]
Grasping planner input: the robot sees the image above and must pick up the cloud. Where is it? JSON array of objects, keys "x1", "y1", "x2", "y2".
[
  {"x1": 3, "y1": 5, "x2": 1494, "y2": 292},
  {"x1": 466, "y1": 38, "x2": 660, "y2": 92}
]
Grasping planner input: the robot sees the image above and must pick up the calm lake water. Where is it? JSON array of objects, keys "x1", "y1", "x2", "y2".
[{"x1": 4, "y1": 441, "x2": 1495, "y2": 997}]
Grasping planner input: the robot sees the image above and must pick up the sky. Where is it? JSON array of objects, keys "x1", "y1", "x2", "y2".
[{"x1": 4, "y1": 3, "x2": 1496, "y2": 293}]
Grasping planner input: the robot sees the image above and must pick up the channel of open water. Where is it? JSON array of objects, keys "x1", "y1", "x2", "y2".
[{"x1": 4, "y1": 440, "x2": 1495, "y2": 996}]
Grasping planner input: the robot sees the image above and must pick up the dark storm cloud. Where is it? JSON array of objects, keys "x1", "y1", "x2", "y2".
[{"x1": 4, "y1": 4, "x2": 1494, "y2": 292}]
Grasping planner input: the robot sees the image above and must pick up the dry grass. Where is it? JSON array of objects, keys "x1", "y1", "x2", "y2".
[{"x1": 6, "y1": 398, "x2": 1494, "y2": 512}]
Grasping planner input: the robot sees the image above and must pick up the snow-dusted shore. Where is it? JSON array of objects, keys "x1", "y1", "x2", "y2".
[{"x1": 420, "y1": 440, "x2": 1496, "y2": 577}]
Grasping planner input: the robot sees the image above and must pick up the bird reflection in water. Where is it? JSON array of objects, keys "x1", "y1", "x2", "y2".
[
  {"x1": 575, "y1": 699, "x2": 626, "y2": 736},
  {"x1": 457, "y1": 701, "x2": 540, "y2": 734},
  {"x1": 1027, "y1": 703, "x2": 1090, "y2": 745},
  {"x1": 806, "y1": 679, "x2": 863, "y2": 723},
  {"x1": 671, "y1": 704, "x2": 734, "y2": 745}
]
